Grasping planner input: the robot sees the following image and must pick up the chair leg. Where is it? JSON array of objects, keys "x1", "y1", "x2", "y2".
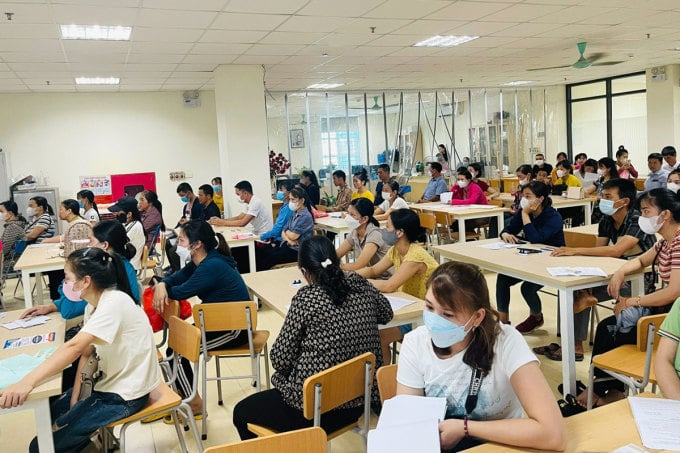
[
  {"x1": 255, "y1": 355, "x2": 262, "y2": 392},
  {"x1": 172, "y1": 408, "x2": 189, "y2": 453},
  {"x1": 587, "y1": 364, "x2": 595, "y2": 410},
  {"x1": 201, "y1": 359, "x2": 208, "y2": 440},
  {"x1": 264, "y1": 344, "x2": 271, "y2": 389},
  {"x1": 180, "y1": 403, "x2": 204, "y2": 453},
  {"x1": 215, "y1": 357, "x2": 223, "y2": 406}
]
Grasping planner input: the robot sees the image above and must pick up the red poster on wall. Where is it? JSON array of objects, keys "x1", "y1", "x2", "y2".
[{"x1": 110, "y1": 172, "x2": 157, "y2": 201}]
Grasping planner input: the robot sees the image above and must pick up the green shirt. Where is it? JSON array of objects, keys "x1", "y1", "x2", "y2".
[{"x1": 658, "y1": 300, "x2": 680, "y2": 378}]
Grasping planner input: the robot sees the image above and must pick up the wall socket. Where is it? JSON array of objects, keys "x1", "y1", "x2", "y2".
[{"x1": 170, "y1": 171, "x2": 186, "y2": 181}]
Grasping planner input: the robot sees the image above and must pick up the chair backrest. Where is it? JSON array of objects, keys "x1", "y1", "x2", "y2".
[
  {"x1": 637, "y1": 314, "x2": 667, "y2": 352},
  {"x1": 487, "y1": 199, "x2": 503, "y2": 207},
  {"x1": 418, "y1": 212, "x2": 436, "y2": 233},
  {"x1": 161, "y1": 299, "x2": 179, "y2": 323},
  {"x1": 168, "y1": 315, "x2": 202, "y2": 363},
  {"x1": 564, "y1": 230, "x2": 597, "y2": 248},
  {"x1": 193, "y1": 301, "x2": 258, "y2": 332},
  {"x1": 376, "y1": 364, "x2": 397, "y2": 404},
  {"x1": 315, "y1": 204, "x2": 327, "y2": 212},
  {"x1": 204, "y1": 427, "x2": 327, "y2": 453},
  {"x1": 14, "y1": 239, "x2": 28, "y2": 254},
  {"x1": 302, "y1": 352, "x2": 376, "y2": 420}
]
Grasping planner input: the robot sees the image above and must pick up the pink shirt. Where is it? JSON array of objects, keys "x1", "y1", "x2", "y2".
[{"x1": 449, "y1": 182, "x2": 488, "y2": 205}]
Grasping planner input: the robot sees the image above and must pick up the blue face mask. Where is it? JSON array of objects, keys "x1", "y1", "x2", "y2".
[
  {"x1": 276, "y1": 191, "x2": 285, "y2": 201},
  {"x1": 212, "y1": 185, "x2": 221, "y2": 193},
  {"x1": 78, "y1": 200, "x2": 84, "y2": 209},
  {"x1": 422, "y1": 310, "x2": 474, "y2": 348},
  {"x1": 381, "y1": 229, "x2": 399, "y2": 246},
  {"x1": 180, "y1": 196, "x2": 189, "y2": 203},
  {"x1": 598, "y1": 199, "x2": 620, "y2": 216}
]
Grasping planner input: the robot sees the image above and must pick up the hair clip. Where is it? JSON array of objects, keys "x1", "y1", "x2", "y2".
[{"x1": 320, "y1": 258, "x2": 332, "y2": 268}]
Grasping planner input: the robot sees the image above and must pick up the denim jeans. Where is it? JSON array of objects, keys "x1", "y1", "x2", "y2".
[
  {"x1": 29, "y1": 388, "x2": 149, "y2": 453},
  {"x1": 495, "y1": 274, "x2": 544, "y2": 315}
]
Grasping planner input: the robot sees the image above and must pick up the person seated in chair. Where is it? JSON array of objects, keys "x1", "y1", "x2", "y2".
[
  {"x1": 0, "y1": 200, "x2": 27, "y2": 273},
  {"x1": 417, "y1": 162, "x2": 448, "y2": 203},
  {"x1": 233, "y1": 236, "x2": 393, "y2": 440},
  {"x1": 197, "y1": 184, "x2": 222, "y2": 220}
]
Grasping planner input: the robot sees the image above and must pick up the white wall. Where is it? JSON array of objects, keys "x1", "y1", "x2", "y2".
[{"x1": 0, "y1": 91, "x2": 220, "y2": 223}]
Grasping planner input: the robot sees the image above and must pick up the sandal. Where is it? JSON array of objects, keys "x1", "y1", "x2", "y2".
[
  {"x1": 545, "y1": 348, "x2": 584, "y2": 362},
  {"x1": 532, "y1": 343, "x2": 560, "y2": 356},
  {"x1": 558, "y1": 394, "x2": 587, "y2": 417},
  {"x1": 557, "y1": 380, "x2": 587, "y2": 396},
  {"x1": 163, "y1": 412, "x2": 203, "y2": 425}
]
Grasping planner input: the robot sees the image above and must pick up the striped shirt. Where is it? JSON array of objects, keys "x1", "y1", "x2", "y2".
[{"x1": 653, "y1": 230, "x2": 680, "y2": 285}]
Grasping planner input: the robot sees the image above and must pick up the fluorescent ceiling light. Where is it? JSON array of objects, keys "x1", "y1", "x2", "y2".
[
  {"x1": 413, "y1": 35, "x2": 478, "y2": 47},
  {"x1": 75, "y1": 77, "x2": 120, "y2": 85},
  {"x1": 503, "y1": 80, "x2": 534, "y2": 86},
  {"x1": 61, "y1": 24, "x2": 132, "y2": 41},
  {"x1": 306, "y1": 83, "x2": 344, "y2": 89}
]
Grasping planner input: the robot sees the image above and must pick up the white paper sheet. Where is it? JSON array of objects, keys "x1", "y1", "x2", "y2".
[
  {"x1": 439, "y1": 192, "x2": 453, "y2": 204},
  {"x1": 386, "y1": 296, "x2": 416, "y2": 312},
  {"x1": 546, "y1": 267, "x2": 608, "y2": 277},
  {"x1": 1, "y1": 315, "x2": 51, "y2": 330},
  {"x1": 479, "y1": 241, "x2": 522, "y2": 250},
  {"x1": 628, "y1": 396, "x2": 680, "y2": 450},
  {"x1": 377, "y1": 394, "x2": 447, "y2": 429},
  {"x1": 368, "y1": 419, "x2": 441, "y2": 453}
]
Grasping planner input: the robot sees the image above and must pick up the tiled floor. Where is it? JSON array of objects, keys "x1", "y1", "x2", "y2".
[{"x1": 1, "y1": 272, "x2": 605, "y2": 452}]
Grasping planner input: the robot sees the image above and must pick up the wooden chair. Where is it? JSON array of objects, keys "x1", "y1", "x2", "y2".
[
  {"x1": 156, "y1": 298, "x2": 180, "y2": 377},
  {"x1": 417, "y1": 211, "x2": 437, "y2": 248},
  {"x1": 376, "y1": 364, "x2": 397, "y2": 404},
  {"x1": 247, "y1": 352, "x2": 376, "y2": 445},
  {"x1": 586, "y1": 314, "x2": 666, "y2": 410},
  {"x1": 433, "y1": 211, "x2": 480, "y2": 244},
  {"x1": 102, "y1": 316, "x2": 203, "y2": 453},
  {"x1": 137, "y1": 245, "x2": 158, "y2": 283},
  {"x1": 205, "y1": 427, "x2": 327, "y2": 453},
  {"x1": 477, "y1": 199, "x2": 503, "y2": 238},
  {"x1": 193, "y1": 302, "x2": 271, "y2": 440}
]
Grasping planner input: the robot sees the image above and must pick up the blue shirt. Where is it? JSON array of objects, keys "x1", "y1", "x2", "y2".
[
  {"x1": 162, "y1": 249, "x2": 249, "y2": 303},
  {"x1": 260, "y1": 201, "x2": 294, "y2": 242},
  {"x1": 644, "y1": 169, "x2": 669, "y2": 191},
  {"x1": 422, "y1": 176, "x2": 448, "y2": 200},
  {"x1": 285, "y1": 208, "x2": 314, "y2": 251},
  {"x1": 502, "y1": 205, "x2": 565, "y2": 247}
]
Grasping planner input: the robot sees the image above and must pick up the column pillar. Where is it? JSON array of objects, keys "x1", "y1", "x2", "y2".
[
  {"x1": 646, "y1": 64, "x2": 680, "y2": 153},
  {"x1": 213, "y1": 65, "x2": 270, "y2": 218}
]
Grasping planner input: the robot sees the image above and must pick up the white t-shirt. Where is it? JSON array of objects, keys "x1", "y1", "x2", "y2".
[
  {"x1": 125, "y1": 220, "x2": 145, "y2": 270},
  {"x1": 82, "y1": 290, "x2": 161, "y2": 400},
  {"x1": 83, "y1": 208, "x2": 100, "y2": 223},
  {"x1": 662, "y1": 160, "x2": 679, "y2": 172},
  {"x1": 244, "y1": 196, "x2": 274, "y2": 236},
  {"x1": 397, "y1": 324, "x2": 537, "y2": 420},
  {"x1": 379, "y1": 197, "x2": 409, "y2": 213}
]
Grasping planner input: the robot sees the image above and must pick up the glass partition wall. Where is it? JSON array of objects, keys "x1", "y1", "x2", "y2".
[{"x1": 266, "y1": 87, "x2": 561, "y2": 197}]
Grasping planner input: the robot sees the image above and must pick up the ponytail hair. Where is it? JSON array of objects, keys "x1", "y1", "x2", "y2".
[
  {"x1": 353, "y1": 167, "x2": 369, "y2": 185},
  {"x1": 298, "y1": 236, "x2": 350, "y2": 306},
  {"x1": 31, "y1": 196, "x2": 54, "y2": 215},
  {"x1": 180, "y1": 220, "x2": 231, "y2": 257},
  {"x1": 92, "y1": 220, "x2": 136, "y2": 261},
  {"x1": 67, "y1": 247, "x2": 137, "y2": 304},
  {"x1": 77, "y1": 190, "x2": 99, "y2": 216},
  {"x1": 350, "y1": 198, "x2": 379, "y2": 227}
]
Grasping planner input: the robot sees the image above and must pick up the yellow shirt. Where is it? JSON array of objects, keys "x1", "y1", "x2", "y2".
[
  {"x1": 351, "y1": 190, "x2": 375, "y2": 203},
  {"x1": 213, "y1": 191, "x2": 224, "y2": 215},
  {"x1": 387, "y1": 243, "x2": 439, "y2": 299},
  {"x1": 555, "y1": 174, "x2": 582, "y2": 187}
]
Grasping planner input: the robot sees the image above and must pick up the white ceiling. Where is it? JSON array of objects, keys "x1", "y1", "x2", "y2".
[{"x1": 0, "y1": 0, "x2": 679, "y2": 93}]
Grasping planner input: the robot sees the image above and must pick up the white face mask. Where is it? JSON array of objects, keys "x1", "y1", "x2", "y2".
[
  {"x1": 518, "y1": 177, "x2": 528, "y2": 186},
  {"x1": 519, "y1": 197, "x2": 531, "y2": 210},
  {"x1": 0, "y1": 212, "x2": 6, "y2": 222},
  {"x1": 381, "y1": 192, "x2": 391, "y2": 201},
  {"x1": 535, "y1": 159, "x2": 544, "y2": 166},
  {"x1": 457, "y1": 180, "x2": 469, "y2": 188},
  {"x1": 288, "y1": 201, "x2": 299, "y2": 211},
  {"x1": 667, "y1": 182, "x2": 680, "y2": 194},
  {"x1": 176, "y1": 245, "x2": 191, "y2": 263},
  {"x1": 556, "y1": 169, "x2": 565, "y2": 178},
  {"x1": 597, "y1": 169, "x2": 605, "y2": 176},
  {"x1": 469, "y1": 170, "x2": 477, "y2": 178},
  {"x1": 638, "y1": 214, "x2": 664, "y2": 235},
  {"x1": 344, "y1": 216, "x2": 361, "y2": 231},
  {"x1": 26, "y1": 207, "x2": 36, "y2": 217}
]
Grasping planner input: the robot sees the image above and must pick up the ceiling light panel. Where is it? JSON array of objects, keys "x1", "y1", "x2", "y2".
[
  {"x1": 60, "y1": 24, "x2": 132, "y2": 41},
  {"x1": 413, "y1": 35, "x2": 479, "y2": 47},
  {"x1": 75, "y1": 76, "x2": 120, "y2": 85},
  {"x1": 306, "y1": 83, "x2": 344, "y2": 89}
]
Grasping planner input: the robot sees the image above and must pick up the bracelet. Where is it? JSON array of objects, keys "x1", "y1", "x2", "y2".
[
  {"x1": 635, "y1": 296, "x2": 642, "y2": 307},
  {"x1": 463, "y1": 415, "x2": 469, "y2": 437}
]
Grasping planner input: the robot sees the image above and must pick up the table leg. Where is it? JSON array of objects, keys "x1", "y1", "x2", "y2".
[
  {"x1": 34, "y1": 272, "x2": 44, "y2": 305},
  {"x1": 584, "y1": 201, "x2": 592, "y2": 225},
  {"x1": 247, "y1": 243, "x2": 256, "y2": 274},
  {"x1": 458, "y1": 217, "x2": 467, "y2": 242},
  {"x1": 558, "y1": 288, "x2": 577, "y2": 397},
  {"x1": 22, "y1": 270, "x2": 33, "y2": 309},
  {"x1": 494, "y1": 213, "x2": 503, "y2": 238},
  {"x1": 630, "y1": 273, "x2": 644, "y2": 296},
  {"x1": 34, "y1": 399, "x2": 55, "y2": 453}
]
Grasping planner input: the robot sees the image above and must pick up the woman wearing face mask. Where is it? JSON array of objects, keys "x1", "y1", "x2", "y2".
[
  {"x1": 211, "y1": 177, "x2": 224, "y2": 216},
  {"x1": 337, "y1": 198, "x2": 391, "y2": 274},
  {"x1": 256, "y1": 187, "x2": 315, "y2": 271},
  {"x1": 233, "y1": 236, "x2": 393, "y2": 440},
  {"x1": 450, "y1": 170, "x2": 488, "y2": 206},
  {"x1": 585, "y1": 157, "x2": 619, "y2": 223},
  {"x1": 0, "y1": 247, "x2": 159, "y2": 453},
  {"x1": 356, "y1": 208, "x2": 439, "y2": 363},
  {"x1": 496, "y1": 181, "x2": 565, "y2": 334},
  {"x1": 615, "y1": 145, "x2": 638, "y2": 180},
  {"x1": 0, "y1": 200, "x2": 27, "y2": 272},
  {"x1": 397, "y1": 262, "x2": 565, "y2": 452},
  {"x1": 374, "y1": 180, "x2": 409, "y2": 221},
  {"x1": 467, "y1": 163, "x2": 499, "y2": 201},
  {"x1": 76, "y1": 189, "x2": 100, "y2": 225},
  {"x1": 24, "y1": 196, "x2": 55, "y2": 244},
  {"x1": 509, "y1": 165, "x2": 533, "y2": 215},
  {"x1": 667, "y1": 168, "x2": 680, "y2": 194},
  {"x1": 138, "y1": 190, "x2": 165, "y2": 249},
  {"x1": 109, "y1": 197, "x2": 145, "y2": 270},
  {"x1": 152, "y1": 220, "x2": 250, "y2": 417}
]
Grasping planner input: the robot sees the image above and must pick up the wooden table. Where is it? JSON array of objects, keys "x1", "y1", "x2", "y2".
[
  {"x1": 498, "y1": 193, "x2": 597, "y2": 225},
  {"x1": 13, "y1": 244, "x2": 65, "y2": 309},
  {"x1": 0, "y1": 309, "x2": 65, "y2": 453},
  {"x1": 211, "y1": 226, "x2": 257, "y2": 272},
  {"x1": 467, "y1": 395, "x2": 674, "y2": 452},
  {"x1": 314, "y1": 215, "x2": 350, "y2": 236},
  {"x1": 242, "y1": 266, "x2": 424, "y2": 329},
  {"x1": 433, "y1": 239, "x2": 645, "y2": 397},
  {"x1": 413, "y1": 202, "x2": 506, "y2": 239}
]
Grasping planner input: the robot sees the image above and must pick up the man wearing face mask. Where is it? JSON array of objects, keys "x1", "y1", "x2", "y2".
[
  {"x1": 542, "y1": 179, "x2": 656, "y2": 362},
  {"x1": 209, "y1": 180, "x2": 273, "y2": 236},
  {"x1": 175, "y1": 182, "x2": 205, "y2": 226},
  {"x1": 211, "y1": 176, "x2": 224, "y2": 216},
  {"x1": 531, "y1": 153, "x2": 552, "y2": 179}
]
